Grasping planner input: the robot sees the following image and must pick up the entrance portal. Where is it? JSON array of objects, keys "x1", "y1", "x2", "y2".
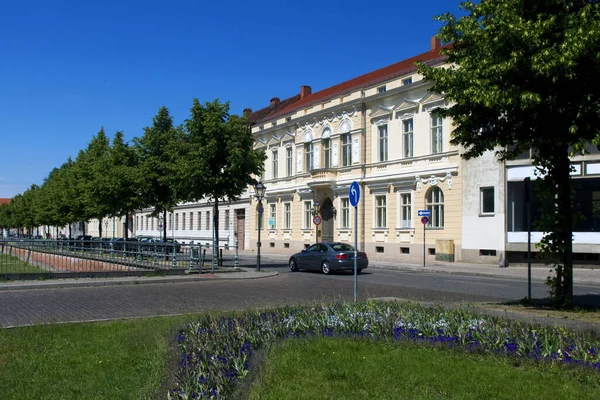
[{"x1": 320, "y1": 197, "x2": 335, "y2": 243}]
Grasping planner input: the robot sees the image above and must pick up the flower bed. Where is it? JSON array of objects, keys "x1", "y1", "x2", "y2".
[{"x1": 169, "y1": 301, "x2": 600, "y2": 399}]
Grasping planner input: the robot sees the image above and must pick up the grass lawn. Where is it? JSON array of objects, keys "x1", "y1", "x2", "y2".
[
  {"x1": 0, "y1": 253, "x2": 45, "y2": 273},
  {"x1": 0, "y1": 315, "x2": 197, "y2": 399},
  {"x1": 249, "y1": 337, "x2": 600, "y2": 400}
]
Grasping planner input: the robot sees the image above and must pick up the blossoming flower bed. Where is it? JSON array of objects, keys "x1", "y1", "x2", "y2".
[{"x1": 170, "y1": 301, "x2": 600, "y2": 399}]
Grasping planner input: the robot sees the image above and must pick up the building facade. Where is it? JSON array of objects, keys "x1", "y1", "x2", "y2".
[{"x1": 248, "y1": 38, "x2": 463, "y2": 263}]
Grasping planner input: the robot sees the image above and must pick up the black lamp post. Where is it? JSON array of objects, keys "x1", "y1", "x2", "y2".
[{"x1": 254, "y1": 180, "x2": 266, "y2": 271}]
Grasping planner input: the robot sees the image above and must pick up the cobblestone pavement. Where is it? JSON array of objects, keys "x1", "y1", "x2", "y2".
[{"x1": 0, "y1": 271, "x2": 505, "y2": 328}]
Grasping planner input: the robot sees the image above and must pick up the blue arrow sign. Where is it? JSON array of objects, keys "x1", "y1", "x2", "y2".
[
  {"x1": 349, "y1": 181, "x2": 360, "y2": 207},
  {"x1": 417, "y1": 209, "x2": 431, "y2": 217}
]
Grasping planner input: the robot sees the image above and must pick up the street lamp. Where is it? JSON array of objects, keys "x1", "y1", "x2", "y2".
[{"x1": 254, "y1": 180, "x2": 266, "y2": 271}]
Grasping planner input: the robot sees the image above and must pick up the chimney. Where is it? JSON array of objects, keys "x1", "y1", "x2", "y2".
[
  {"x1": 300, "y1": 85, "x2": 312, "y2": 99},
  {"x1": 270, "y1": 97, "x2": 280, "y2": 106},
  {"x1": 431, "y1": 36, "x2": 441, "y2": 52},
  {"x1": 243, "y1": 108, "x2": 252, "y2": 116}
]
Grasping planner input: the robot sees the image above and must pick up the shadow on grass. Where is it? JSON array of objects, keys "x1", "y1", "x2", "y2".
[{"x1": 499, "y1": 294, "x2": 600, "y2": 312}]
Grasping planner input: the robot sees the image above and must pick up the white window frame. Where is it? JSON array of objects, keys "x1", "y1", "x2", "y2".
[
  {"x1": 480, "y1": 187, "x2": 495, "y2": 215},
  {"x1": 286, "y1": 147, "x2": 293, "y2": 177},
  {"x1": 341, "y1": 133, "x2": 352, "y2": 166},
  {"x1": 304, "y1": 143, "x2": 314, "y2": 171},
  {"x1": 284, "y1": 203, "x2": 291, "y2": 229},
  {"x1": 269, "y1": 204, "x2": 277, "y2": 229},
  {"x1": 426, "y1": 187, "x2": 444, "y2": 228},
  {"x1": 182, "y1": 212, "x2": 186, "y2": 230},
  {"x1": 272, "y1": 149, "x2": 278, "y2": 179},
  {"x1": 400, "y1": 193, "x2": 412, "y2": 228},
  {"x1": 378, "y1": 124, "x2": 388, "y2": 162},
  {"x1": 375, "y1": 195, "x2": 387, "y2": 228},
  {"x1": 341, "y1": 197, "x2": 350, "y2": 228},
  {"x1": 303, "y1": 201, "x2": 312, "y2": 229},
  {"x1": 431, "y1": 115, "x2": 443, "y2": 154},
  {"x1": 323, "y1": 138, "x2": 331, "y2": 169},
  {"x1": 403, "y1": 118, "x2": 414, "y2": 158},
  {"x1": 206, "y1": 211, "x2": 210, "y2": 231},
  {"x1": 189, "y1": 212, "x2": 194, "y2": 230},
  {"x1": 197, "y1": 212, "x2": 202, "y2": 230},
  {"x1": 224, "y1": 210, "x2": 230, "y2": 229}
]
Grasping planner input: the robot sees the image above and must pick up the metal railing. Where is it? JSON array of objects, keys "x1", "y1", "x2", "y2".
[{"x1": 0, "y1": 239, "x2": 242, "y2": 279}]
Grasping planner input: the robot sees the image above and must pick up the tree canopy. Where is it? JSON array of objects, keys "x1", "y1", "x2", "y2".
[{"x1": 418, "y1": 0, "x2": 600, "y2": 304}]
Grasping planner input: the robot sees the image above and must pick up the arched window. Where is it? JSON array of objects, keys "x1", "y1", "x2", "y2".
[{"x1": 426, "y1": 187, "x2": 444, "y2": 228}]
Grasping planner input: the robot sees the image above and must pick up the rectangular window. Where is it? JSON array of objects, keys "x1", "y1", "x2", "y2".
[
  {"x1": 323, "y1": 139, "x2": 331, "y2": 169},
  {"x1": 401, "y1": 193, "x2": 412, "y2": 227},
  {"x1": 197, "y1": 212, "x2": 202, "y2": 230},
  {"x1": 224, "y1": 210, "x2": 230, "y2": 229},
  {"x1": 175, "y1": 213, "x2": 179, "y2": 230},
  {"x1": 431, "y1": 115, "x2": 443, "y2": 154},
  {"x1": 284, "y1": 203, "x2": 291, "y2": 229},
  {"x1": 272, "y1": 150, "x2": 278, "y2": 179},
  {"x1": 206, "y1": 211, "x2": 210, "y2": 231},
  {"x1": 341, "y1": 198, "x2": 350, "y2": 228},
  {"x1": 403, "y1": 118, "x2": 414, "y2": 158},
  {"x1": 286, "y1": 147, "x2": 293, "y2": 176},
  {"x1": 269, "y1": 204, "x2": 276, "y2": 229},
  {"x1": 182, "y1": 212, "x2": 186, "y2": 230},
  {"x1": 342, "y1": 133, "x2": 352, "y2": 166},
  {"x1": 169, "y1": 213, "x2": 172, "y2": 231},
  {"x1": 150, "y1": 217, "x2": 154, "y2": 231},
  {"x1": 190, "y1": 212, "x2": 194, "y2": 230},
  {"x1": 375, "y1": 196, "x2": 387, "y2": 228},
  {"x1": 378, "y1": 85, "x2": 386, "y2": 93},
  {"x1": 136, "y1": 216, "x2": 139, "y2": 230},
  {"x1": 378, "y1": 125, "x2": 388, "y2": 162},
  {"x1": 304, "y1": 143, "x2": 314, "y2": 171},
  {"x1": 403, "y1": 77, "x2": 413, "y2": 85},
  {"x1": 480, "y1": 187, "x2": 495, "y2": 214},
  {"x1": 145, "y1": 216, "x2": 148, "y2": 230},
  {"x1": 304, "y1": 201, "x2": 312, "y2": 229}
]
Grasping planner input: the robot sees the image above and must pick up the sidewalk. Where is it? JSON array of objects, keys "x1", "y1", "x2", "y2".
[{"x1": 0, "y1": 268, "x2": 279, "y2": 291}]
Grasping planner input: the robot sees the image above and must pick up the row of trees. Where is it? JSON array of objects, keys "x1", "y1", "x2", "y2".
[{"x1": 0, "y1": 99, "x2": 266, "y2": 245}]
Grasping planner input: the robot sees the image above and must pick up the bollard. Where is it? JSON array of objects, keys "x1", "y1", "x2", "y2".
[
  {"x1": 234, "y1": 240, "x2": 239, "y2": 270},
  {"x1": 219, "y1": 248, "x2": 223, "y2": 266},
  {"x1": 172, "y1": 245, "x2": 177, "y2": 268}
]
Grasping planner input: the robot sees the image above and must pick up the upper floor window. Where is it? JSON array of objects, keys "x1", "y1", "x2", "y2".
[
  {"x1": 175, "y1": 213, "x2": 179, "y2": 230},
  {"x1": 426, "y1": 187, "x2": 444, "y2": 228},
  {"x1": 304, "y1": 143, "x2": 314, "y2": 171},
  {"x1": 323, "y1": 139, "x2": 331, "y2": 169},
  {"x1": 284, "y1": 203, "x2": 291, "y2": 229},
  {"x1": 189, "y1": 212, "x2": 194, "y2": 230},
  {"x1": 341, "y1": 198, "x2": 350, "y2": 228},
  {"x1": 375, "y1": 195, "x2": 387, "y2": 228},
  {"x1": 403, "y1": 77, "x2": 412, "y2": 85},
  {"x1": 431, "y1": 115, "x2": 443, "y2": 154},
  {"x1": 224, "y1": 210, "x2": 230, "y2": 229},
  {"x1": 403, "y1": 118, "x2": 414, "y2": 158},
  {"x1": 401, "y1": 193, "x2": 412, "y2": 228},
  {"x1": 272, "y1": 150, "x2": 278, "y2": 179},
  {"x1": 378, "y1": 125, "x2": 388, "y2": 162},
  {"x1": 206, "y1": 211, "x2": 211, "y2": 231},
  {"x1": 197, "y1": 212, "x2": 202, "y2": 230},
  {"x1": 341, "y1": 133, "x2": 352, "y2": 166},
  {"x1": 182, "y1": 212, "x2": 186, "y2": 230},
  {"x1": 286, "y1": 147, "x2": 293, "y2": 177},
  {"x1": 378, "y1": 85, "x2": 386, "y2": 93}
]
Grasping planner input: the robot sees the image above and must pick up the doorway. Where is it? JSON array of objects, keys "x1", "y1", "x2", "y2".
[
  {"x1": 320, "y1": 197, "x2": 335, "y2": 242},
  {"x1": 236, "y1": 209, "x2": 245, "y2": 250}
]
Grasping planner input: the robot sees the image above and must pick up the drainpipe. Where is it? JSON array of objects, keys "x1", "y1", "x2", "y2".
[{"x1": 361, "y1": 92, "x2": 367, "y2": 252}]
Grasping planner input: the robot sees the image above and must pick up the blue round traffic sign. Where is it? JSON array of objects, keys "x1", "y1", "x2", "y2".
[{"x1": 349, "y1": 181, "x2": 360, "y2": 207}]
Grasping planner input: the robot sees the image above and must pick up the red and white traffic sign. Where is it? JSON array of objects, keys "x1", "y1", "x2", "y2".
[{"x1": 313, "y1": 215, "x2": 322, "y2": 225}]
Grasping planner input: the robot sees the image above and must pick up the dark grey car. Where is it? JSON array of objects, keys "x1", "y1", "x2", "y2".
[{"x1": 288, "y1": 242, "x2": 368, "y2": 275}]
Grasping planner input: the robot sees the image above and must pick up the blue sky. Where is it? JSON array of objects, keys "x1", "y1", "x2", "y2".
[{"x1": 0, "y1": 0, "x2": 464, "y2": 198}]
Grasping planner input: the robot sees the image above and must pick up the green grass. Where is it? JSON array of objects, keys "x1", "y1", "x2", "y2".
[
  {"x1": 0, "y1": 315, "x2": 197, "y2": 400},
  {"x1": 249, "y1": 337, "x2": 600, "y2": 400},
  {"x1": 0, "y1": 253, "x2": 45, "y2": 273}
]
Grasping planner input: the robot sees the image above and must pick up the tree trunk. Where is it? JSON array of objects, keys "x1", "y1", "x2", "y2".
[
  {"x1": 99, "y1": 221, "x2": 103, "y2": 239},
  {"x1": 213, "y1": 198, "x2": 220, "y2": 264},
  {"x1": 556, "y1": 150, "x2": 574, "y2": 304},
  {"x1": 163, "y1": 212, "x2": 167, "y2": 242}
]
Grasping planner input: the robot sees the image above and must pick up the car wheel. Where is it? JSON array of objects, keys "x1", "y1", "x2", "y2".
[
  {"x1": 289, "y1": 258, "x2": 299, "y2": 272},
  {"x1": 357, "y1": 269, "x2": 363, "y2": 274},
  {"x1": 321, "y1": 261, "x2": 331, "y2": 275}
]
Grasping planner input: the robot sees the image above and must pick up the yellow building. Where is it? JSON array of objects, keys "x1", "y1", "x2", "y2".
[{"x1": 248, "y1": 38, "x2": 462, "y2": 263}]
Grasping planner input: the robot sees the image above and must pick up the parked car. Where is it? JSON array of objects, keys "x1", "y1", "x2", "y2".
[{"x1": 288, "y1": 242, "x2": 368, "y2": 274}]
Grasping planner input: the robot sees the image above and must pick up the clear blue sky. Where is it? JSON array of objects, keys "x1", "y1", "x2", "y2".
[{"x1": 0, "y1": 0, "x2": 464, "y2": 198}]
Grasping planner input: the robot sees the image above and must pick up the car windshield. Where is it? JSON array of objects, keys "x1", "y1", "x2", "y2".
[{"x1": 331, "y1": 243, "x2": 355, "y2": 252}]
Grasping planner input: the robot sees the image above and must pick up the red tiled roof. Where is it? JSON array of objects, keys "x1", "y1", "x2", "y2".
[
  {"x1": 248, "y1": 94, "x2": 301, "y2": 126},
  {"x1": 0, "y1": 198, "x2": 10, "y2": 205},
  {"x1": 252, "y1": 45, "x2": 448, "y2": 125}
]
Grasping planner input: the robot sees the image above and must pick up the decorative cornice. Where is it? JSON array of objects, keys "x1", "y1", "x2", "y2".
[{"x1": 414, "y1": 171, "x2": 453, "y2": 192}]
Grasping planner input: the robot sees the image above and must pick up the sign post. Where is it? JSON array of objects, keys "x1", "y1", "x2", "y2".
[
  {"x1": 349, "y1": 181, "x2": 361, "y2": 302},
  {"x1": 418, "y1": 210, "x2": 431, "y2": 267}
]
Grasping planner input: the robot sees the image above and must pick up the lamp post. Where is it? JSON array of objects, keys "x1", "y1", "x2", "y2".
[
  {"x1": 104, "y1": 219, "x2": 109, "y2": 239},
  {"x1": 311, "y1": 199, "x2": 320, "y2": 241},
  {"x1": 254, "y1": 180, "x2": 266, "y2": 271}
]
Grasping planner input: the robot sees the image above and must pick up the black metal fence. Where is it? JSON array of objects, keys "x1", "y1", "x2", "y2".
[{"x1": 0, "y1": 239, "x2": 242, "y2": 280}]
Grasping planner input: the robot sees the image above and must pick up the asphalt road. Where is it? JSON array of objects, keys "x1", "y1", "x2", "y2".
[{"x1": 1, "y1": 259, "x2": 599, "y2": 328}]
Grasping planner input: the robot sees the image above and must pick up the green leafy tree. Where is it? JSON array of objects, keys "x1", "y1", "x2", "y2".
[
  {"x1": 418, "y1": 0, "x2": 600, "y2": 305},
  {"x1": 109, "y1": 131, "x2": 142, "y2": 239},
  {"x1": 134, "y1": 106, "x2": 183, "y2": 240},
  {"x1": 73, "y1": 128, "x2": 113, "y2": 237},
  {"x1": 182, "y1": 99, "x2": 266, "y2": 254}
]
